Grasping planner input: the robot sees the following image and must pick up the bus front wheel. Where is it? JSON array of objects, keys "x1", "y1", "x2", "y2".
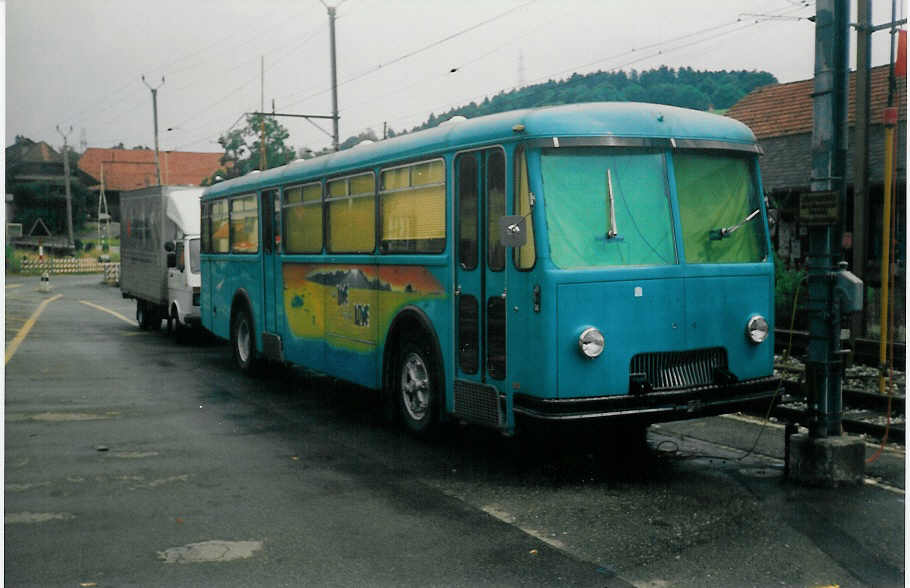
[
  {"x1": 396, "y1": 340, "x2": 439, "y2": 436},
  {"x1": 231, "y1": 308, "x2": 258, "y2": 374}
]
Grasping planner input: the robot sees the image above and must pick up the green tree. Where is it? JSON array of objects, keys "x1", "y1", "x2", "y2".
[{"x1": 205, "y1": 113, "x2": 296, "y2": 184}]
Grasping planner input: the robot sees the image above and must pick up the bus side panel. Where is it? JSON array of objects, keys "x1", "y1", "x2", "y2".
[
  {"x1": 282, "y1": 263, "x2": 326, "y2": 370},
  {"x1": 207, "y1": 257, "x2": 262, "y2": 342},
  {"x1": 378, "y1": 264, "x2": 449, "y2": 387},
  {"x1": 323, "y1": 264, "x2": 379, "y2": 388}
]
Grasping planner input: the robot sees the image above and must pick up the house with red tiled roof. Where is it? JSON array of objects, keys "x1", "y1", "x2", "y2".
[
  {"x1": 77, "y1": 148, "x2": 224, "y2": 220},
  {"x1": 727, "y1": 64, "x2": 906, "y2": 339}
]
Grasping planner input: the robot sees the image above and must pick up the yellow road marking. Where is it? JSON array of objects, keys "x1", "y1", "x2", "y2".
[
  {"x1": 6, "y1": 283, "x2": 22, "y2": 289},
  {"x1": 78, "y1": 300, "x2": 134, "y2": 326},
  {"x1": 5, "y1": 294, "x2": 63, "y2": 365}
]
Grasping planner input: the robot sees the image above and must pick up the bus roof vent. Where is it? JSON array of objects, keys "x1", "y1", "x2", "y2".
[
  {"x1": 246, "y1": 170, "x2": 261, "y2": 176},
  {"x1": 355, "y1": 140, "x2": 375, "y2": 148},
  {"x1": 440, "y1": 115, "x2": 467, "y2": 126}
]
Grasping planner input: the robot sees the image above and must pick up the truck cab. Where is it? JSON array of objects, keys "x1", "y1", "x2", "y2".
[{"x1": 165, "y1": 236, "x2": 201, "y2": 329}]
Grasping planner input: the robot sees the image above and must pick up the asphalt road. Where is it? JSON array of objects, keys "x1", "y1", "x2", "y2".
[{"x1": 5, "y1": 273, "x2": 906, "y2": 587}]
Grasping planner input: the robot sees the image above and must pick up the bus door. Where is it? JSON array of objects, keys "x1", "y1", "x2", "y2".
[
  {"x1": 453, "y1": 148, "x2": 507, "y2": 428},
  {"x1": 260, "y1": 189, "x2": 283, "y2": 361}
]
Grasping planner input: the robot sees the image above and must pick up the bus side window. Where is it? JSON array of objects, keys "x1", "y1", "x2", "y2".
[
  {"x1": 284, "y1": 183, "x2": 323, "y2": 253},
  {"x1": 513, "y1": 147, "x2": 536, "y2": 270},
  {"x1": 328, "y1": 173, "x2": 375, "y2": 253},
  {"x1": 230, "y1": 195, "x2": 259, "y2": 254},
  {"x1": 211, "y1": 199, "x2": 229, "y2": 253}
]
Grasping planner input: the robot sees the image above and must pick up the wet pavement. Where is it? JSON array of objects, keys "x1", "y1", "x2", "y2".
[{"x1": 5, "y1": 273, "x2": 906, "y2": 587}]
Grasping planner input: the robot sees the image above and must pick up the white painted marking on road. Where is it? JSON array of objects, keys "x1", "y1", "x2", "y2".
[
  {"x1": 6, "y1": 283, "x2": 23, "y2": 289},
  {"x1": 6, "y1": 411, "x2": 116, "y2": 422},
  {"x1": 482, "y1": 505, "x2": 567, "y2": 550},
  {"x1": 109, "y1": 451, "x2": 160, "y2": 459},
  {"x1": 5, "y1": 293, "x2": 63, "y2": 364},
  {"x1": 79, "y1": 300, "x2": 134, "y2": 325},
  {"x1": 863, "y1": 477, "x2": 905, "y2": 495},
  {"x1": 5, "y1": 512, "x2": 75, "y2": 524},
  {"x1": 158, "y1": 540, "x2": 263, "y2": 564},
  {"x1": 5, "y1": 481, "x2": 52, "y2": 492}
]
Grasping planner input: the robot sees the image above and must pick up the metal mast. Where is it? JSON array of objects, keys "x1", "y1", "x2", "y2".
[{"x1": 142, "y1": 75, "x2": 165, "y2": 185}]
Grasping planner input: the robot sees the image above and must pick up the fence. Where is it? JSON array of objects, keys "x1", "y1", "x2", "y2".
[{"x1": 21, "y1": 258, "x2": 120, "y2": 280}]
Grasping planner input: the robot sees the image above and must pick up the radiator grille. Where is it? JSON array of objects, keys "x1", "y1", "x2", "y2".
[
  {"x1": 454, "y1": 380, "x2": 501, "y2": 426},
  {"x1": 630, "y1": 347, "x2": 727, "y2": 391}
]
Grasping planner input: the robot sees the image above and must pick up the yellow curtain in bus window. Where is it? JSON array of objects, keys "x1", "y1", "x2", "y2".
[
  {"x1": 285, "y1": 184, "x2": 323, "y2": 253},
  {"x1": 211, "y1": 199, "x2": 230, "y2": 253},
  {"x1": 381, "y1": 160, "x2": 445, "y2": 250},
  {"x1": 230, "y1": 195, "x2": 259, "y2": 253},
  {"x1": 329, "y1": 174, "x2": 375, "y2": 253}
]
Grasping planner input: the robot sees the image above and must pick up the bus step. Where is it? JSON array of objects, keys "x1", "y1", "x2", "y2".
[{"x1": 454, "y1": 380, "x2": 502, "y2": 427}]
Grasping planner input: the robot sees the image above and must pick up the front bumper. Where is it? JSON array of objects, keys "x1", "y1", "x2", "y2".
[{"x1": 513, "y1": 376, "x2": 780, "y2": 423}]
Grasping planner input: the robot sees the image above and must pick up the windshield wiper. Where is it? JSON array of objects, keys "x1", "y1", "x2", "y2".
[
  {"x1": 710, "y1": 208, "x2": 760, "y2": 240},
  {"x1": 606, "y1": 169, "x2": 619, "y2": 239}
]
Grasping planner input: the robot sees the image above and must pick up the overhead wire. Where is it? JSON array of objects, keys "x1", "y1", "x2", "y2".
[
  {"x1": 62, "y1": 2, "x2": 318, "y2": 137},
  {"x1": 358, "y1": 2, "x2": 812, "y2": 136},
  {"x1": 279, "y1": 0, "x2": 538, "y2": 110}
]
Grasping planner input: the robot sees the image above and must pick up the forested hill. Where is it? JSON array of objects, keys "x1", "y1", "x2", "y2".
[{"x1": 393, "y1": 66, "x2": 776, "y2": 137}]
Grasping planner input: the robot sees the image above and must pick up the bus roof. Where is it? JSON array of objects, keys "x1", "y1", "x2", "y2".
[{"x1": 203, "y1": 102, "x2": 757, "y2": 199}]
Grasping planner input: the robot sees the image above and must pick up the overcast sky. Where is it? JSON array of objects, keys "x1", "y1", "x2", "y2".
[{"x1": 4, "y1": 0, "x2": 905, "y2": 156}]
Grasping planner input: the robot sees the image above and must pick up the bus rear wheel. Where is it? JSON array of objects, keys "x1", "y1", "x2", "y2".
[
  {"x1": 396, "y1": 340, "x2": 439, "y2": 437},
  {"x1": 231, "y1": 307, "x2": 259, "y2": 374}
]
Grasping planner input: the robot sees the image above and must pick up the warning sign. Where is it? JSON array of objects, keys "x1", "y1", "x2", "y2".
[{"x1": 799, "y1": 191, "x2": 839, "y2": 225}]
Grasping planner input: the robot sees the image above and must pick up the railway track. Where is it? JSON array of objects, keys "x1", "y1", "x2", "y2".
[
  {"x1": 775, "y1": 328, "x2": 905, "y2": 367},
  {"x1": 763, "y1": 360, "x2": 906, "y2": 445}
]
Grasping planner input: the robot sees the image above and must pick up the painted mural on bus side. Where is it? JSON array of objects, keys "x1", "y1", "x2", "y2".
[{"x1": 283, "y1": 264, "x2": 445, "y2": 353}]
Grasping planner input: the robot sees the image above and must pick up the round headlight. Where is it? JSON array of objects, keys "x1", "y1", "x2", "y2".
[
  {"x1": 746, "y1": 315, "x2": 769, "y2": 344},
  {"x1": 578, "y1": 327, "x2": 605, "y2": 358}
]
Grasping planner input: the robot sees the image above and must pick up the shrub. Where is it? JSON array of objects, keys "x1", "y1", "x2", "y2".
[
  {"x1": 74, "y1": 238, "x2": 83, "y2": 251},
  {"x1": 84, "y1": 242, "x2": 95, "y2": 252},
  {"x1": 774, "y1": 251, "x2": 807, "y2": 331},
  {"x1": 5, "y1": 245, "x2": 21, "y2": 273}
]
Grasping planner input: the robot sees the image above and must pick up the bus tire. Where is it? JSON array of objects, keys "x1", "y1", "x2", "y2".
[
  {"x1": 396, "y1": 339, "x2": 440, "y2": 437},
  {"x1": 231, "y1": 307, "x2": 259, "y2": 374}
]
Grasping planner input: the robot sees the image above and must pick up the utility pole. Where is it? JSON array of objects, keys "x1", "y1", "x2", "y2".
[
  {"x1": 55, "y1": 124, "x2": 75, "y2": 249},
  {"x1": 789, "y1": 0, "x2": 866, "y2": 486},
  {"x1": 260, "y1": 56, "x2": 267, "y2": 170},
  {"x1": 323, "y1": 2, "x2": 340, "y2": 151},
  {"x1": 141, "y1": 75, "x2": 165, "y2": 185},
  {"x1": 851, "y1": 0, "x2": 871, "y2": 341}
]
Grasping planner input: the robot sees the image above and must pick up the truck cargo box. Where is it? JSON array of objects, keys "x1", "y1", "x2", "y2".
[{"x1": 120, "y1": 186, "x2": 202, "y2": 306}]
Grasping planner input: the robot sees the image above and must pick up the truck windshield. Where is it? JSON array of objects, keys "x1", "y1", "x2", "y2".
[
  {"x1": 541, "y1": 148, "x2": 675, "y2": 268},
  {"x1": 674, "y1": 152, "x2": 766, "y2": 263},
  {"x1": 189, "y1": 238, "x2": 201, "y2": 274}
]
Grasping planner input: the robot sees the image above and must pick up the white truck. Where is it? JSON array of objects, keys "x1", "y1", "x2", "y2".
[{"x1": 120, "y1": 186, "x2": 202, "y2": 339}]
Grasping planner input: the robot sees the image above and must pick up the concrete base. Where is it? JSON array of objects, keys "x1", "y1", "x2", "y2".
[{"x1": 788, "y1": 433, "x2": 865, "y2": 487}]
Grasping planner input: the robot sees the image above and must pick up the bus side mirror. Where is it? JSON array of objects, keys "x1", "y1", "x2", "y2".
[
  {"x1": 164, "y1": 241, "x2": 175, "y2": 253},
  {"x1": 499, "y1": 215, "x2": 527, "y2": 248},
  {"x1": 166, "y1": 252, "x2": 177, "y2": 268}
]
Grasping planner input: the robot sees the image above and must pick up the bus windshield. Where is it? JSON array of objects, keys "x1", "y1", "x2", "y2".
[
  {"x1": 541, "y1": 148, "x2": 676, "y2": 268},
  {"x1": 674, "y1": 152, "x2": 766, "y2": 263}
]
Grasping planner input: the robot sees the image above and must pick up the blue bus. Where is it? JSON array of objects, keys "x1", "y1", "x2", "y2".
[{"x1": 200, "y1": 102, "x2": 779, "y2": 436}]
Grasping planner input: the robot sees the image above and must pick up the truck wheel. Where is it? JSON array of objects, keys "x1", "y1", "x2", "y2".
[
  {"x1": 171, "y1": 307, "x2": 185, "y2": 344},
  {"x1": 396, "y1": 339, "x2": 440, "y2": 437},
  {"x1": 136, "y1": 301, "x2": 151, "y2": 330},
  {"x1": 231, "y1": 307, "x2": 259, "y2": 374}
]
